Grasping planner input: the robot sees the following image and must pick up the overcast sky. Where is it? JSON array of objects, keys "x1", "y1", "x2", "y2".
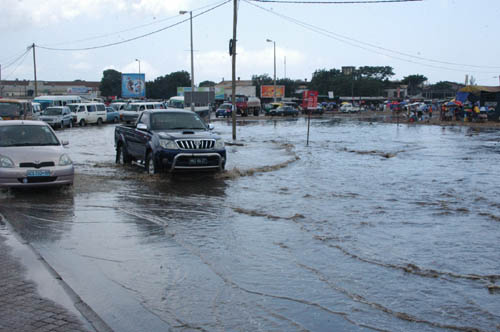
[{"x1": 1, "y1": 0, "x2": 500, "y2": 86}]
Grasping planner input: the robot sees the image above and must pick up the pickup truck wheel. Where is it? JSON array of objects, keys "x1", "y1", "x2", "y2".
[
  {"x1": 79, "y1": 119, "x2": 86, "y2": 127},
  {"x1": 97, "y1": 118, "x2": 103, "y2": 126},
  {"x1": 116, "y1": 144, "x2": 131, "y2": 165},
  {"x1": 113, "y1": 117, "x2": 119, "y2": 123},
  {"x1": 145, "y1": 152, "x2": 157, "y2": 175}
]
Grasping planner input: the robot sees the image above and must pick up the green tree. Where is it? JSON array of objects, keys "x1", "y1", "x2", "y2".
[
  {"x1": 432, "y1": 81, "x2": 452, "y2": 90},
  {"x1": 99, "y1": 69, "x2": 122, "y2": 97},
  {"x1": 357, "y1": 66, "x2": 394, "y2": 80},
  {"x1": 199, "y1": 80, "x2": 216, "y2": 87},
  {"x1": 309, "y1": 67, "x2": 394, "y2": 97},
  {"x1": 401, "y1": 74, "x2": 428, "y2": 95},
  {"x1": 146, "y1": 71, "x2": 191, "y2": 99}
]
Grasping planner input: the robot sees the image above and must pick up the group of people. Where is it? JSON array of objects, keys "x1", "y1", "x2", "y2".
[{"x1": 440, "y1": 102, "x2": 489, "y2": 122}]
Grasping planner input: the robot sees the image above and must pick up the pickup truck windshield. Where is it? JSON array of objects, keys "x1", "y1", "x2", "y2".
[{"x1": 151, "y1": 112, "x2": 207, "y2": 131}]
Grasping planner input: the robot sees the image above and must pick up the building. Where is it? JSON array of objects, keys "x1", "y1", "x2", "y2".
[
  {"x1": 215, "y1": 79, "x2": 256, "y2": 99},
  {"x1": 384, "y1": 85, "x2": 408, "y2": 99},
  {"x1": 0, "y1": 80, "x2": 101, "y2": 99}
]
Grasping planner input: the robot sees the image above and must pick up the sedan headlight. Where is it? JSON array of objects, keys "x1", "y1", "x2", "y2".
[
  {"x1": 58, "y1": 154, "x2": 73, "y2": 166},
  {"x1": 0, "y1": 155, "x2": 14, "y2": 168},
  {"x1": 214, "y1": 138, "x2": 225, "y2": 149},
  {"x1": 159, "y1": 139, "x2": 177, "y2": 149}
]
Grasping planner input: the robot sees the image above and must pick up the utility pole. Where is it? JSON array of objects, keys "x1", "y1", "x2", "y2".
[
  {"x1": 189, "y1": 10, "x2": 195, "y2": 113},
  {"x1": 273, "y1": 41, "x2": 276, "y2": 102},
  {"x1": 284, "y1": 56, "x2": 286, "y2": 80},
  {"x1": 32, "y1": 43, "x2": 38, "y2": 97},
  {"x1": 231, "y1": 0, "x2": 238, "y2": 140}
]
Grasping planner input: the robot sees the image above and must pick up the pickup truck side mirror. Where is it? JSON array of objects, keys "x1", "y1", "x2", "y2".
[
  {"x1": 136, "y1": 123, "x2": 148, "y2": 131},
  {"x1": 208, "y1": 124, "x2": 215, "y2": 130}
]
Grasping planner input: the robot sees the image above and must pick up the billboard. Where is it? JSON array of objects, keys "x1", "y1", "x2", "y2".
[
  {"x1": 302, "y1": 90, "x2": 318, "y2": 110},
  {"x1": 122, "y1": 73, "x2": 145, "y2": 98},
  {"x1": 261, "y1": 85, "x2": 285, "y2": 99}
]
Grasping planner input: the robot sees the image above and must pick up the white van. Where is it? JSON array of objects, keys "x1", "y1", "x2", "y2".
[
  {"x1": 68, "y1": 102, "x2": 107, "y2": 126},
  {"x1": 33, "y1": 95, "x2": 82, "y2": 111},
  {"x1": 122, "y1": 102, "x2": 165, "y2": 123},
  {"x1": 31, "y1": 102, "x2": 42, "y2": 119}
]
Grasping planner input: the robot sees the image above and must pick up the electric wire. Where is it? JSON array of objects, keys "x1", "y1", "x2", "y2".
[
  {"x1": 36, "y1": 0, "x2": 231, "y2": 51},
  {"x1": 2, "y1": 49, "x2": 31, "y2": 80},
  {"x1": 1, "y1": 49, "x2": 31, "y2": 70},
  {"x1": 249, "y1": 0, "x2": 421, "y2": 3},
  {"x1": 43, "y1": 0, "x2": 228, "y2": 47},
  {"x1": 244, "y1": 0, "x2": 500, "y2": 73}
]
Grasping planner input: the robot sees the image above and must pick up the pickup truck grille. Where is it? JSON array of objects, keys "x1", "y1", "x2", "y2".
[{"x1": 176, "y1": 139, "x2": 215, "y2": 150}]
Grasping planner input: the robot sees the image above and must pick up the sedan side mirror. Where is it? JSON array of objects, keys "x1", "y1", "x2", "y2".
[
  {"x1": 137, "y1": 123, "x2": 148, "y2": 131},
  {"x1": 62, "y1": 140, "x2": 69, "y2": 146}
]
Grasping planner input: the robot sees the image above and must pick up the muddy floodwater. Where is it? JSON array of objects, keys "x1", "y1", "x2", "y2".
[{"x1": 1, "y1": 118, "x2": 500, "y2": 332}]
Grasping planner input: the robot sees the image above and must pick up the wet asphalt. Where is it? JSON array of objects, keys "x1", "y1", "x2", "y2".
[{"x1": 1, "y1": 117, "x2": 500, "y2": 332}]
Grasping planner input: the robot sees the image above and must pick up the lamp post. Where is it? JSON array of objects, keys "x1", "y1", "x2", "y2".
[
  {"x1": 180, "y1": 10, "x2": 195, "y2": 113},
  {"x1": 266, "y1": 39, "x2": 276, "y2": 102},
  {"x1": 135, "y1": 59, "x2": 141, "y2": 74}
]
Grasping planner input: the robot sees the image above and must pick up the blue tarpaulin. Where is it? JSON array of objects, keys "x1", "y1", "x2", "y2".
[{"x1": 456, "y1": 92, "x2": 469, "y2": 103}]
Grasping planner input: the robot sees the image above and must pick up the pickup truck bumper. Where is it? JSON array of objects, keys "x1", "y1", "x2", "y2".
[{"x1": 156, "y1": 150, "x2": 226, "y2": 172}]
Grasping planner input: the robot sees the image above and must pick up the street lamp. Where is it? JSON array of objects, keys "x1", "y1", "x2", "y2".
[
  {"x1": 266, "y1": 39, "x2": 276, "y2": 102},
  {"x1": 135, "y1": 59, "x2": 141, "y2": 74},
  {"x1": 180, "y1": 10, "x2": 195, "y2": 113}
]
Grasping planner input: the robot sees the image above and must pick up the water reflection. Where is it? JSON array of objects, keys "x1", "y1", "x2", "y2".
[{"x1": 0, "y1": 187, "x2": 75, "y2": 243}]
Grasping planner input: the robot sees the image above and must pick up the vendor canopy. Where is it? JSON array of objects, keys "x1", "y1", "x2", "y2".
[{"x1": 459, "y1": 85, "x2": 500, "y2": 94}]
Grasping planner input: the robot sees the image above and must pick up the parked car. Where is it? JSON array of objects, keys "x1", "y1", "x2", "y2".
[
  {"x1": 215, "y1": 103, "x2": 232, "y2": 118},
  {"x1": 0, "y1": 120, "x2": 74, "y2": 187},
  {"x1": 38, "y1": 106, "x2": 73, "y2": 129},
  {"x1": 266, "y1": 102, "x2": 283, "y2": 116},
  {"x1": 340, "y1": 103, "x2": 361, "y2": 113},
  {"x1": 281, "y1": 106, "x2": 299, "y2": 116},
  {"x1": 106, "y1": 107, "x2": 120, "y2": 123},
  {"x1": 115, "y1": 110, "x2": 226, "y2": 174},
  {"x1": 0, "y1": 117, "x2": 2, "y2": 120},
  {"x1": 110, "y1": 102, "x2": 128, "y2": 121},
  {"x1": 67, "y1": 102, "x2": 107, "y2": 126}
]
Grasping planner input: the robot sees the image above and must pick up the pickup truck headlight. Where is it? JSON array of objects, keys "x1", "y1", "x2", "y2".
[
  {"x1": 214, "y1": 139, "x2": 225, "y2": 149},
  {"x1": 159, "y1": 139, "x2": 177, "y2": 149},
  {"x1": 0, "y1": 155, "x2": 14, "y2": 168},
  {"x1": 58, "y1": 154, "x2": 73, "y2": 166}
]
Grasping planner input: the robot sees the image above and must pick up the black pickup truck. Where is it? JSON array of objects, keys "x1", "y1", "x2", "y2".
[{"x1": 114, "y1": 110, "x2": 226, "y2": 173}]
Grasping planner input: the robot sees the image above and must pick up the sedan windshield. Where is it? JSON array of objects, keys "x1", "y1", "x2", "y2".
[
  {"x1": 43, "y1": 108, "x2": 63, "y2": 116},
  {"x1": 151, "y1": 113, "x2": 207, "y2": 131},
  {"x1": 0, "y1": 125, "x2": 60, "y2": 147}
]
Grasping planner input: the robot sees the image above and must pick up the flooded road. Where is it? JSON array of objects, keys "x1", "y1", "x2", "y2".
[{"x1": 1, "y1": 118, "x2": 500, "y2": 331}]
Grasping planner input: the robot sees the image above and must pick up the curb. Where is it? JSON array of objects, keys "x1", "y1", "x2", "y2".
[{"x1": 0, "y1": 213, "x2": 114, "y2": 332}]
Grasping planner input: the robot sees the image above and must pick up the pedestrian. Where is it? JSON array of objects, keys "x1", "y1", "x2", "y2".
[{"x1": 429, "y1": 105, "x2": 433, "y2": 119}]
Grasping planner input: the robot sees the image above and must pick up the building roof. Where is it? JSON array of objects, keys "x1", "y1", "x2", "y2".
[
  {"x1": 460, "y1": 85, "x2": 500, "y2": 94},
  {"x1": 1, "y1": 80, "x2": 100, "y2": 88}
]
